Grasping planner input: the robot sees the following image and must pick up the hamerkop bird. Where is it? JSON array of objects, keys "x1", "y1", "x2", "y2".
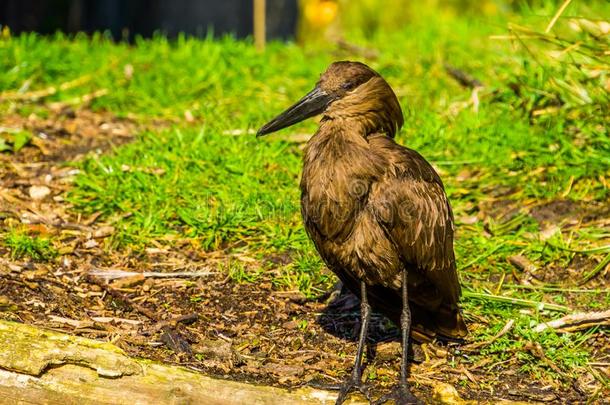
[{"x1": 257, "y1": 61, "x2": 467, "y2": 404}]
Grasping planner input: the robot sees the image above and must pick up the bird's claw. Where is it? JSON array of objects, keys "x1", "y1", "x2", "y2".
[
  {"x1": 335, "y1": 375, "x2": 371, "y2": 405},
  {"x1": 373, "y1": 384, "x2": 422, "y2": 405}
]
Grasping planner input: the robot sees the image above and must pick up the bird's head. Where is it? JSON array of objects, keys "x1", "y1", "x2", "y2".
[{"x1": 257, "y1": 61, "x2": 403, "y2": 138}]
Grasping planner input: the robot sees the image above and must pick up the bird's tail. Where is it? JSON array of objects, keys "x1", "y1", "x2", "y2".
[
  {"x1": 410, "y1": 302, "x2": 468, "y2": 342},
  {"x1": 334, "y1": 272, "x2": 468, "y2": 341}
]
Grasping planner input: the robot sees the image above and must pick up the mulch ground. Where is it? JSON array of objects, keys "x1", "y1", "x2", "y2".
[{"x1": 0, "y1": 108, "x2": 608, "y2": 403}]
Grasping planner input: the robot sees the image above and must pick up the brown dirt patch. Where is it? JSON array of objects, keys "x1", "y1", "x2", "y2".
[
  {"x1": 2, "y1": 248, "x2": 606, "y2": 403},
  {"x1": 1, "y1": 107, "x2": 136, "y2": 164},
  {"x1": 480, "y1": 196, "x2": 609, "y2": 229}
]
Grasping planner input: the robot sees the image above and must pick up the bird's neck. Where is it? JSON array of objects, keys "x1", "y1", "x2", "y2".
[
  {"x1": 302, "y1": 121, "x2": 388, "y2": 187},
  {"x1": 321, "y1": 112, "x2": 383, "y2": 140},
  {"x1": 304, "y1": 121, "x2": 369, "y2": 165}
]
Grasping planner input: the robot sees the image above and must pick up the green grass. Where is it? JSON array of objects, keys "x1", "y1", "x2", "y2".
[
  {"x1": 0, "y1": 129, "x2": 32, "y2": 152},
  {"x1": 3, "y1": 229, "x2": 57, "y2": 261},
  {"x1": 1, "y1": 0, "x2": 609, "y2": 389}
]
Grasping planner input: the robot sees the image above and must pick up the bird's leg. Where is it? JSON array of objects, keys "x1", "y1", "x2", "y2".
[
  {"x1": 374, "y1": 269, "x2": 421, "y2": 405},
  {"x1": 335, "y1": 281, "x2": 372, "y2": 405}
]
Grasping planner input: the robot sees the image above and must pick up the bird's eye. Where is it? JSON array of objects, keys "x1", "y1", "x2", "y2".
[{"x1": 341, "y1": 81, "x2": 357, "y2": 90}]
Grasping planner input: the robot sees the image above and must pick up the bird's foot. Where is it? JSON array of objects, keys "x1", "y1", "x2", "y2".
[
  {"x1": 335, "y1": 374, "x2": 371, "y2": 405},
  {"x1": 373, "y1": 383, "x2": 422, "y2": 405}
]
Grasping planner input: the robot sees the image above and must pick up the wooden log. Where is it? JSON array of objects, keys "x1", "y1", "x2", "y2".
[{"x1": 0, "y1": 320, "x2": 363, "y2": 404}]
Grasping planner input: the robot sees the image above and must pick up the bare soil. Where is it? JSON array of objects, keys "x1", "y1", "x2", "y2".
[{"x1": 0, "y1": 109, "x2": 608, "y2": 404}]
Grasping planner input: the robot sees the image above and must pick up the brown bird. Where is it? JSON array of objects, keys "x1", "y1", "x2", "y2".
[{"x1": 257, "y1": 61, "x2": 467, "y2": 404}]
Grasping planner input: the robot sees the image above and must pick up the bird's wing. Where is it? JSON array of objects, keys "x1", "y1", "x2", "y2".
[{"x1": 368, "y1": 137, "x2": 460, "y2": 305}]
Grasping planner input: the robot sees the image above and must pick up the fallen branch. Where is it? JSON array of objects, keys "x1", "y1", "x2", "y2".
[
  {"x1": 0, "y1": 320, "x2": 361, "y2": 404},
  {"x1": 533, "y1": 309, "x2": 610, "y2": 333},
  {"x1": 88, "y1": 268, "x2": 216, "y2": 280},
  {"x1": 48, "y1": 315, "x2": 143, "y2": 329}
]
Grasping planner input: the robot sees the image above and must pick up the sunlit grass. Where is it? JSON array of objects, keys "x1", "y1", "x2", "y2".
[{"x1": 2, "y1": 228, "x2": 57, "y2": 261}]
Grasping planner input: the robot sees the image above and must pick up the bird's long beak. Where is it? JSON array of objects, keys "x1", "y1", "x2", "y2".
[{"x1": 257, "y1": 86, "x2": 332, "y2": 137}]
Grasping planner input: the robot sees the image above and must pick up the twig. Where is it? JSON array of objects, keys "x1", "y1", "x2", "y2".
[
  {"x1": 336, "y1": 39, "x2": 380, "y2": 59},
  {"x1": 221, "y1": 128, "x2": 312, "y2": 143},
  {"x1": 494, "y1": 272, "x2": 506, "y2": 294},
  {"x1": 524, "y1": 341, "x2": 567, "y2": 377},
  {"x1": 508, "y1": 255, "x2": 539, "y2": 285},
  {"x1": 588, "y1": 365, "x2": 610, "y2": 390},
  {"x1": 471, "y1": 87, "x2": 480, "y2": 113},
  {"x1": 86, "y1": 273, "x2": 158, "y2": 321},
  {"x1": 48, "y1": 315, "x2": 93, "y2": 329},
  {"x1": 545, "y1": 0, "x2": 573, "y2": 33},
  {"x1": 462, "y1": 291, "x2": 569, "y2": 312},
  {"x1": 148, "y1": 313, "x2": 199, "y2": 333},
  {"x1": 48, "y1": 315, "x2": 142, "y2": 328},
  {"x1": 533, "y1": 309, "x2": 610, "y2": 333},
  {"x1": 462, "y1": 319, "x2": 515, "y2": 352},
  {"x1": 91, "y1": 316, "x2": 143, "y2": 326},
  {"x1": 222, "y1": 129, "x2": 256, "y2": 136},
  {"x1": 458, "y1": 365, "x2": 478, "y2": 385},
  {"x1": 501, "y1": 23, "x2": 609, "y2": 64},
  {"x1": 0, "y1": 74, "x2": 92, "y2": 101},
  {"x1": 502, "y1": 284, "x2": 605, "y2": 294},
  {"x1": 547, "y1": 243, "x2": 610, "y2": 254},
  {"x1": 48, "y1": 88, "x2": 109, "y2": 110},
  {"x1": 444, "y1": 64, "x2": 484, "y2": 89},
  {"x1": 88, "y1": 268, "x2": 216, "y2": 281}
]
